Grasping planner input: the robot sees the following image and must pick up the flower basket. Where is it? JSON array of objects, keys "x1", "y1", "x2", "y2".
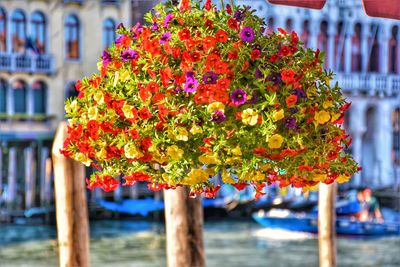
[{"x1": 62, "y1": 0, "x2": 359, "y2": 198}]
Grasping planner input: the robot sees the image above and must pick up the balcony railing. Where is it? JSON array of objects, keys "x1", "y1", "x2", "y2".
[
  {"x1": 0, "y1": 53, "x2": 54, "y2": 75},
  {"x1": 101, "y1": 0, "x2": 120, "y2": 6},
  {"x1": 334, "y1": 73, "x2": 400, "y2": 97}
]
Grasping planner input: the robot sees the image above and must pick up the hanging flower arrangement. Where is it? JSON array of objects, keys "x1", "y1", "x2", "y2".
[{"x1": 62, "y1": 0, "x2": 359, "y2": 198}]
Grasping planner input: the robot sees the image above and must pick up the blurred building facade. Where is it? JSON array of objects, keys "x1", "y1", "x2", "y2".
[
  {"x1": 0, "y1": 0, "x2": 154, "y2": 213},
  {"x1": 237, "y1": 0, "x2": 400, "y2": 188}
]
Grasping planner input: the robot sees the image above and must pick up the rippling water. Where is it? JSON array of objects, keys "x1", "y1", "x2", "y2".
[{"x1": 0, "y1": 220, "x2": 399, "y2": 267}]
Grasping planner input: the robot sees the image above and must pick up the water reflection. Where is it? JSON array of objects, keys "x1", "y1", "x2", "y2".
[{"x1": 0, "y1": 220, "x2": 399, "y2": 267}]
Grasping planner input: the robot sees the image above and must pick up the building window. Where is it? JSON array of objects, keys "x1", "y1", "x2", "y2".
[
  {"x1": 285, "y1": 18, "x2": 293, "y2": 32},
  {"x1": 389, "y1": 26, "x2": 398, "y2": 74},
  {"x1": 318, "y1": 21, "x2": 328, "y2": 66},
  {"x1": 65, "y1": 14, "x2": 80, "y2": 59},
  {"x1": 0, "y1": 7, "x2": 6, "y2": 52},
  {"x1": 335, "y1": 21, "x2": 345, "y2": 71},
  {"x1": 30, "y1": 11, "x2": 46, "y2": 54},
  {"x1": 11, "y1": 9, "x2": 27, "y2": 53},
  {"x1": 351, "y1": 23, "x2": 362, "y2": 72},
  {"x1": 266, "y1": 18, "x2": 274, "y2": 35},
  {"x1": 368, "y1": 24, "x2": 380, "y2": 72},
  {"x1": 65, "y1": 81, "x2": 78, "y2": 99},
  {"x1": 12, "y1": 80, "x2": 27, "y2": 114},
  {"x1": 301, "y1": 20, "x2": 310, "y2": 47},
  {"x1": 103, "y1": 18, "x2": 116, "y2": 49},
  {"x1": 32, "y1": 81, "x2": 46, "y2": 114},
  {"x1": 393, "y1": 108, "x2": 400, "y2": 165},
  {"x1": 0, "y1": 79, "x2": 6, "y2": 113}
]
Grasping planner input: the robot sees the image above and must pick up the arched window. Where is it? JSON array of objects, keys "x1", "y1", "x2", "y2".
[
  {"x1": 389, "y1": 25, "x2": 398, "y2": 74},
  {"x1": 30, "y1": 11, "x2": 46, "y2": 54},
  {"x1": 393, "y1": 108, "x2": 400, "y2": 165},
  {"x1": 32, "y1": 81, "x2": 46, "y2": 114},
  {"x1": 368, "y1": 24, "x2": 380, "y2": 72},
  {"x1": 65, "y1": 14, "x2": 80, "y2": 59},
  {"x1": 0, "y1": 7, "x2": 6, "y2": 52},
  {"x1": 285, "y1": 18, "x2": 293, "y2": 32},
  {"x1": 301, "y1": 20, "x2": 310, "y2": 47},
  {"x1": 318, "y1": 21, "x2": 328, "y2": 66},
  {"x1": 334, "y1": 21, "x2": 345, "y2": 71},
  {"x1": 103, "y1": 18, "x2": 116, "y2": 49},
  {"x1": 11, "y1": 9, "x2": 26, "y2": 53},
  {"x1": 351, "y1": 23, "x2": 362, "y2": 72},
  {"x1": 0, "y1": 79, "x2": 7, "y2": 113},
  {"x1": 65, "y1": 81, "x2": 78, "y2": 99},
  {"x1": 12, "y1": 79, "x2": 27, "y2": 114},
  {"x1": 267, "y1": 18, "x2": 274, "y2": 34}
]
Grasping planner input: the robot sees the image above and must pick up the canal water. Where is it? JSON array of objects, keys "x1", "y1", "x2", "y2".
[{"x1": 0, "y1": 220, "x2": 399, "y2": 267}]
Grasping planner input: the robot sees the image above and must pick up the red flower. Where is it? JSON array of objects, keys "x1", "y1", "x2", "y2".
[
  {"x1": 204, "y1": 185, "x2": 221, "y2": 198},
  {"x1": 123, "y1": 172, "x2": 152, "y2": 186},
  {"x1": 217, "y1": 78, "x2": 230, "y2": 90},
  {"x1": 269, "y1": 54, "x2": 279, "y2": 63},
  {"x1": 298, "y1": 165, "x2": 314, "y2": 171},
  {"x1": 215, "y1": 29, "x2": 228, "y2": 42},
  {"x1": 214, "y1": 61, "x2": 230, "y2": 74},
  {"x1": 205, "y1": 19, "x2": 213, "y2": 28},
  {"x1": 178, "y1": 29, "x2": 191, "y2": 40},
  {"x1": 291, "y1": 31, "x2": 299, "y2": 45},
  {"x1": 87, "y1": 120, "x2": 99, "y2": 140},
  {"x1": 228, "y1": 50, "x2": 238, "y2": 60},
  {"x1": 139, "y1": 86, "x2": 152, "y2": 101},
  {"x1": 120, "y1": 35, "x2": 131, "y2": 48},
  {"x1": 100, "y1": 176, "x2": 120, "y2": 192},
  {"x1": 226, "y1": 4, "x2": 232, "y2": 15},
  {"x1": 254, "y1": 147, "x2": 266, "y2": 157},
  {"x1": 203, "y1": 36, "x2": 217, "y2": 50},
  {"x1": 281, "y1": 69, "x2": 296, "y2": 84},
  {"x1": 228, "y1": 19, "x2": 238, "y2": 30},
  {"x1": 286, "y1": 95, "x2": 298, "y2": 108},
  {"x1": 280, "y1": 46, "x2": 291, "y2": 56},
  {"x1": 141, "y1": 137, "x2": 152, "y2": 151},
  {"x1": 190, "y1": 52, "x2": 202, "y2": 62},
  {"x1": 233, "y1": 183, "x2": 248, "y2": 191},
  {"x1": 147, "y1": 81, "x2": 160, "y2": 93},
  {"x1": 251, "y1": 49, "x2": 261, "y2": 60},
  {"x1": 100, "y1": 122, "x2": 114, "y2": 133},
  {"x1": 139, "y1": 107, "x2": 152, "y2": 120},
  {"x1": 205, "y1": 0, "x2": 212, "y2": 11}
]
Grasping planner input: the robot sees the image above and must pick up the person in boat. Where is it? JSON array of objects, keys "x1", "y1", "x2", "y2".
[
  {"x1": 363, "y1": 188, "x2": 384, "y2": 223},
  {"x1": 356, "y1": 190, "x2": 369, "y2": 222}
]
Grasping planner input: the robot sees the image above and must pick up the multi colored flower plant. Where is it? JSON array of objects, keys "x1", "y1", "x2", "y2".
[{"x1": 62, "y1": 0, "x2": 359, "y2": 198}]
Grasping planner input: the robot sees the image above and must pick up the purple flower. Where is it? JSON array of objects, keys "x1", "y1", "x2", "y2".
[
  {"x1": 121, "y1": 49, "x2": 138, "y2": 62},
  {"x1": 292, "y1": 88, "x2": 307, "y2": 99},
  {"x1": 117, "y1": 23, "x2": 125, "y2": 30},
  {"x1": 163, "y1": 14, "x2": 174, "y2": 28},
  {"x1": 185, "y1": 71, "x2": 195, "y2": 79},
  {"x1": 102, "y1": 50, "x2": 111, "y2": 66},
  {"x1": 202, "y1": 71, "x2": 218, "y2": 84},
  {"x1": 234, "y1": 10, "x2": 245, "y2": 21},
  {"x1": 184, "y1": 77, "x2": 198, "y2": 93},
  {"x1": 240, "y1": 27, "x2": 255, "y2": 43},
  {"x1": 160, "y1": 32, "x2": 171, "y2": 44},
  {"x1": 255, "y1": 68, "x2": 263, "y2": 79},
  {"x1": 231, "y1": 89, "x2": 247, "y2": 105},
  {"x1": 267, "y1": 72, "x2": 282, "y2": 85},
  {"x1": 284, "y1": 117, "x2": 297, "y2": 129},
  {"x1": 211, "y1": 110, "x2": 226, "y2": 124},
  {"x1": 114, "y1": 35, "x2": 124, "y2": 45},
  {"x1": 151, "y1": 22, "x2": 159, "y2": 31},
  {"x1": 289, "y1": 107, "x2": 299, "y2": 114},
  {"x1": 247, "y1": 91, "x2": 258, "y2": 104}
]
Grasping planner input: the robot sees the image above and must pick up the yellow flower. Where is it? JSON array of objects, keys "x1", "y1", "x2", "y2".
[
  {"x1": 225, "y1": 157, "x2": 242, "y2": 164},
  {"x1": 302, "y1": 184, "x2": 319, "y2": 193},
  {"x1": 113, "y1": 71, "x2": 119, "y2": 87},
  {"x1": 207, "y1": 102, "x2": 225, "y2": 113},
  {"x1": 153, "y1": 149, "x2": 168, "y2": 164},
  {"x1": 124, "y1": 143, "x2": 143, "y2": 159},
  {"x1": 198, "y1": 153, "x2": 221, "y2": 165},
  {"x1": 323, "y1": 100, "x2": 333, "y2": 109},
  {"x1": 230, "y1": 146, "x2": 242, "y2": 156},
  {"x1": 312, "y1": 173, "x2": 327, "y2": 182},
  {"x1": 75, "y1": 153, "x2": 92, "y2": 167},
  {"x1": 222, "y1": 169, "x2": 236, "y2": 184},
  {"x1": 336, "y1": 174, "x2": 351, "y2": 184},
  {"x1": 95, "y1": 148, "x2": 107, "y2": 160},
  {"x1": 331, "y1": 113, "x2": 341, "y2": 123},
  {"x1": 183, "y1": 168, "x2": 212, "y2": 184},
  {"x1": 94, "y1": 92, "x2": 104, "y2": 105},
  {"x1": 314, "y1": 110, "x2": 331, "y2": 124},
  {"x1": 175, "y1": 127, "x2": 189, "y2": 141},
  {"x1": 166, "y1": 145, "x2": 184, "y2": 160},
  {"x1": 65, "y1": 99, "x2": 78, "y2": 113},
  {"x1": 273, "y1": 109, "x2": 284, "y2": 122},
  {"x1": 120, "y1": 70, "x2": 131, "y2": 82},
  {"x1": 259, "y1": 163, "x2": 271, "y2": 171},
  {"x1": 122, "y1": 103, "x2": 135, "y2": 119},
  {"x1": 88, "y1": 106, "x2": 98, "y2": 120},
  {"x1": 268, "y1": 134, "x2": 284, "y2": 149},
  {"x1": 190, "y1": 124, "x2": 203, "y2": 135},
  {"x1": 242, "y1": 108, "x2": 259, "y2": 126},
  {"x1": 240, "y1": 171, "x2": 265, "y2": 182}
]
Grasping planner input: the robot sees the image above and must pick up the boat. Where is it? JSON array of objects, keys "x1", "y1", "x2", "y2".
[{"x1": 252, "y1": 209, "x2": 400, "y2": 236}]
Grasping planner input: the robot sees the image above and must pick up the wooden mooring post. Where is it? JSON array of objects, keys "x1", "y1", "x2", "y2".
[
  {"x1": 164, "y1": 186, "x2": 205, "y2": 267},
  {"x1": 318, "y1": 182, "x2": 336, "y2": 267},
  {"x1": 52, "y1": 122, "x2": 90, "y2": 267}
]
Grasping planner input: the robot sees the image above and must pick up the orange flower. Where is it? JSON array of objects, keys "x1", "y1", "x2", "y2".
[
  {"x1": 281, "y1": 69, "x2": 296, "y2": 84},
  {"x1": 178, "y1": 29, "x2": 191, "y2": 40},
  {"x1": 203, "y1": 36, "x2": 217, "y2": 51},
  {"x1": 215, "y1": 29, "x2": 228, "y2": 42},
  {"x1": 286, "y1": 94, "x2": 298, "y2": 108}
]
